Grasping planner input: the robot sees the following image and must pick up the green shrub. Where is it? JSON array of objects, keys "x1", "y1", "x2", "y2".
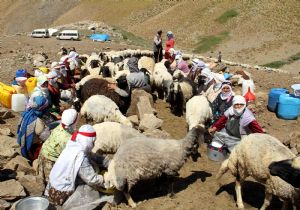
[
  {"x1": 193, "y1": 32, "x2": 229, "y2": 53},
  {"x1": 262, "y1": 61, "x2": 288, "y2": 68},
  {"x1": 288, "y1": 52, "x2": 300, "y2": 62},
  {"x1": 216, "y1": 9, "x2": 239, "y2": 24}
]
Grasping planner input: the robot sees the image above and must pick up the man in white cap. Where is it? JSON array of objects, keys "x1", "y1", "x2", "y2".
[
  {"x1": 47, "y1": 124, "x2": 112, "y2": 207},
  {"x1": 37, "y1": 108, "x2": 79, "y2": 183},
  {"x1": 208, "y1": 95, "x2": 264, "y2": 151}
]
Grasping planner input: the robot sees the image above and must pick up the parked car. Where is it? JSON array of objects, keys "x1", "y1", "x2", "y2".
[
  {"x1": 56, "y1": 30, "x2": 80, "y2": 40},
  {"x1": 31, "y1": 29, "x2": 50, "y2": 38}
]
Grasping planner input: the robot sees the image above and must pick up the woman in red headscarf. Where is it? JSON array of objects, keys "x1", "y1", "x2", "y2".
[{"x1": 164, "y1": 31, "x2": 175, "y2": 61}]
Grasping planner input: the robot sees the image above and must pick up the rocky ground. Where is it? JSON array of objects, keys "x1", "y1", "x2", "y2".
[{"x1": 0, "y1": 35, "x2": 299, "y2": 209}]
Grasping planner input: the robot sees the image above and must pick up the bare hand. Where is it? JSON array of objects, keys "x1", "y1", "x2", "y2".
[
  {"x1": 107, "y1": 83, "x2": 117, "y2": 90},
  {"x1": 208, "y1": 127, "x2": 217, "y2": 134}
]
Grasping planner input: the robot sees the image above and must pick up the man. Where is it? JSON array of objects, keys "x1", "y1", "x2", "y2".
[{"x1": 153, "y1": 30, "x2": 163, "y2": 63}]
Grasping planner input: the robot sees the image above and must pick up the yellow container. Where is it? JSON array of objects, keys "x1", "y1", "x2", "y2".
[
  {"x1": 0, "y1": 82, "x2": 17, "y2": 108},
  {"x1": 25, "y1": 77, "x2": 37, "y2": 95}
]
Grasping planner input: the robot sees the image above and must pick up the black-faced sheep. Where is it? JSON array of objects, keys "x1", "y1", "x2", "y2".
[
  {"x1": 80, "y1": 95, "x2": 132, "y2": 127},
  {"x1": 168, "y1": 76, "x2": 196, "y2": 116},
  {"x1": 269, "y1": 156, "x2": 300, "y2": 188},
  {"x1": 104, "y1": 125, "x2": 206, "y2": 207},
  {"x1": 217, "y1": 133, "x2": 299, "y2": 210}
]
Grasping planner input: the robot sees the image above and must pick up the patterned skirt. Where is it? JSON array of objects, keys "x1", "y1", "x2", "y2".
[
  {"x1": 36, "y1": 154, "x2": 55, "y2": 183},
  {"x1": 48, "y1": 187, "x2": 73, "y2": 206}
]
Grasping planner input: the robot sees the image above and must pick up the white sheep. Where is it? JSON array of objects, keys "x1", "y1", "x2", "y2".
[
  {"x1": 80, "y1": 95, "x2": 132, "y2": 127},
  {"x1": 92, "y1": 122, "x2": 144, "y2": 154},
  {"x1": 217, "y1": 133, "x2": 299, "y2": 210},
  {"x1": 186, "y1": 95, "x2": 212, "y2": 130},
  {"x1": 138, "y1": 56, "x2": 155, "y2": 74},
  {"x1": 152, "y1": 61, "x2": 173, "y2": 99},
  {"x1": 105, "y1": 126, "x2": 206, "y2": 207},
  {"x1": 85, "y1": 54, "x2": 102, "y2": 76}
]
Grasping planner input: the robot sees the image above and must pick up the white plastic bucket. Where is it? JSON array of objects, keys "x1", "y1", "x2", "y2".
[
  {"x1": 12, "y1": 94, "x2": 26, "y2": 112},
  {"x1": 242, "y1": 79, "x2": 255, "y2": 96}
]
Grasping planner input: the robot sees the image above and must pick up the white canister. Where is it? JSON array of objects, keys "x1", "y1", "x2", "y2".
[
  {"x1": 242, "y1": 79, "x2": 255, "y2": 96},
  {"x1": 11, "y1": 94, "x2": 26, "y2": 112}
]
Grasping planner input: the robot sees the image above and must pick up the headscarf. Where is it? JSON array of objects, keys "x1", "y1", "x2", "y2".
[
  {"x1": 47, "y1": 71, "x2": 58, "y2": 87},
  {"x1": 167, "y1": 31, "x2": 174, "y2": 40},
  {"x1": 17, "y1": 95, "x2": 49, "y2": 160},
  {"x1": 229, "y1": 95, "x2": 247, "y2": 116},
  {"x1": 201, "y1": 68, "x2": 214, "y2": 85},
  {"x1": 49, "y1": 125, "x2": 96, "y2": 192},
  {"x1": 127, "y1": 57, "x2": 140, "y2": 73},
  {"x1": 61, "y1": 109, "x2": 78, "y2": 132},
  {"x1": 191, "y1": 58, "x2": 209, "y2": 72},
  {"x1": 220, "y1": 82, "x2": 234, "y2": 101},
  {"x1": 68, "y1": 51, "x2": 79, "y2": 67}
]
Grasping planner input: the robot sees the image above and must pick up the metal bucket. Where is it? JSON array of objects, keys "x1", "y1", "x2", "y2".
[
  {"x1": 207, "y1": 136, "x2": 228, "y2": 162},
  {"x1": 16, "y1": 196, "x2": 49, "y2": 210}
]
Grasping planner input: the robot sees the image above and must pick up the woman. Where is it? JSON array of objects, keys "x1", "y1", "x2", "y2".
[
  {"x1": 46, "y1": 125, "x2": 112, "y2": 207},
  {"x1": 17, "y1": 95, "x2": 50, "y2": 161},
  {"x1": 37, "y1": 108, "x2": 78, "y2": 183},
  {"x1": 164, "y1": 31, "x2": 175, "y2": 61},
  {"x1": 208, "y1": 95, "x2": 264, "y2": 151},
  {"x1": 126, "y1": 57, "x2": 151, "y2": 92},
  {"x1": 211, "y1": 82, "x2": 234, "y2": 123}
]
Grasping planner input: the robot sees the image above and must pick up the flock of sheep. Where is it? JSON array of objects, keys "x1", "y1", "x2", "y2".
[{"x1": 63, "y1": 49, "x2": 299, "y2": 209}]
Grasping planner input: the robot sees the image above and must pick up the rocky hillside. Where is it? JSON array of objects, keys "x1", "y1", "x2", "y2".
[{"x1": 0, "y1": 0, "x2": 299, "y2": 73}]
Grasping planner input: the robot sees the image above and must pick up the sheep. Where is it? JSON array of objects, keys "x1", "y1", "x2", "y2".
[
  {"x1": 80, "y1": 95, "x2": 132, "y2": 127},
  {"x1": 92, "y1": 122, "x2": 144, "y2": 154},
  {"x1": 138, "y1": 56, "x2": 155, "y2": 75},
  {"x1": 85, "y1": 54, "x2": 102, "y2": 76},
  {"x1": 152, "y1": 61, "x2": 173, "y2": 100},
  {"x1": 104, "y1": 125, "x2": 206, "y2": 207},
  {"x1": 168, "y1": 76, "x2": 196, "y2": 116},
  {"x1": 269, "y1": 156, "x2": 300, "y2": 188},
  {"x1": 77, "y1": 78, "x2": 129, "y2": 114},
  {"x1": 186, "y1": 95, "x2": 212, "y2": 130},
  {"x1": 216, "y1": 133, "x2": 299, "y2": 210}
]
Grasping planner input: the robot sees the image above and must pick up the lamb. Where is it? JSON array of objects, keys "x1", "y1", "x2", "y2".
[
  {"x1": 80, "y1": 95, "x2": 132, "y2": 127},
  {"x1": 105, "y1": 125, "x2": 206, "y2": 207},
  {"x1": 168, "y1": 76, "x2": 196, "y2": 116},
  {"x1": 92, "y1": 122, "x2": 144, "y2": 154},
  {"x1": 217, "y1": 133, "x2": 299, "y2": 210},
  {"x1": 269, "y1": 156, "x2": 300, "y2": 188},
  {"x1": 186, "y1": 95, "x2": 212, "y2": 130}
]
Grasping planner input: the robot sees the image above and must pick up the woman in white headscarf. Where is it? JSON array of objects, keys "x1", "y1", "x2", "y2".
[
  {"x1": 47, "y1": 124, "x2": 111, "y2": 206},
  {"x1": 37, "y1": 108, "x2": 79, "y2": 183},
  {"x1": 211, "y1": 82, "x2": 235, "y2": 123},
  {"x1": 208, "y1": 95, "x2": 264, "y2": 151}
]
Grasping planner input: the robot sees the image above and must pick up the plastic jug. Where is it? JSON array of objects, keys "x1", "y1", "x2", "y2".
[
  {"x1": 267, "y1": 88, "x2": 288, "y2": 112},
  {"x1": 244, "y1": 87, "x2": 256, "y2": 103},
  {"x1": 277, "y1": 94, "x2": 300, "y2": 120},
  {"x1": 242, "y1": 80, "x2": 255, "y2": 96},
  {"x1": 0, "y1": 82, "x2": 17, "y2": 108},
  {"x1": 11, "y1": 94, "x2": 27, "y2": 112},
  {"x1": 25, "y1": 77, "x2": 37, "y2": 95}
]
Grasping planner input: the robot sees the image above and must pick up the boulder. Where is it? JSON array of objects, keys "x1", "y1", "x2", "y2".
[
  {"x1": 0, "y1": 136, "x2": 20, "y2": 166},
  {"x1": 139, "y1": 114, "x2": 163, "y2": 131},
  {"x1": 126, "y1": 89, "x2": 153, "y2": 117},
  {"x1": 18, "y1": 175, "x2": 44, "y2": 196},
  {"x1": 0, "y1": 128, "x2": 13, "y2": 136},
  {"x1": 0, "y1": 199, "x2": 11, "y2": 209},
  {"x1": 143, "y1": 129, "x2": 170, "y2": 139},
  {"x1": 0, "y1": 108, "x2": 13, "y2": 120},
  {"x1": 137, "y1": 96, "x2": 153, "y2": 120},
  {"x1": 127, "y1": 115, "x2": 139, "y2": 126},
  {"x1": 0, "y1": 180, "x2": 26, "y2": 200},
  {"x1": 4, "y1": 156, "x2": 35, "y2": 175}
]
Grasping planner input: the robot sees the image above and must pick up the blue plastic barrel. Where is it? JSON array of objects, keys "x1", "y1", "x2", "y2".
[
  {"x1": 267, "y1": 88, "x2": 288, "y2": 112},
  {"x1": 277, "y1": 94, "x2": 300, "y2": 120}
]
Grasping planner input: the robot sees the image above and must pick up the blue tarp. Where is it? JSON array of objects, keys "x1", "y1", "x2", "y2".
[{"x1": 89, "y1": 33, "x2": 110, "y2": 42}]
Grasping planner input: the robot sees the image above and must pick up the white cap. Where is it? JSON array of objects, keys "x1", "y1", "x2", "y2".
[
  {"x1": 233, "y1": 95, "x2": 246, "y2": 105},
  {"x1": 201, "y1": 68, "x2": 212, "y2": 77},
  {"x1": 61, "y1": 109, "x2": 78, "y2": 127}
]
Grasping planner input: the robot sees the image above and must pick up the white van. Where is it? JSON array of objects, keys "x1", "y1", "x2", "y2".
[
  {"x1": 31, "y1": 29, "x2": 50, "y2": 38},
  {"x1": 56, "y1": 30, "x2": 80, "y2": 40}
]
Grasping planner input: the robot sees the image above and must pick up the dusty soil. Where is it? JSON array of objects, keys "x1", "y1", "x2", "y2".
[{"x1": 0, "y1": 35, "x2": 299, "y2": 210}]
